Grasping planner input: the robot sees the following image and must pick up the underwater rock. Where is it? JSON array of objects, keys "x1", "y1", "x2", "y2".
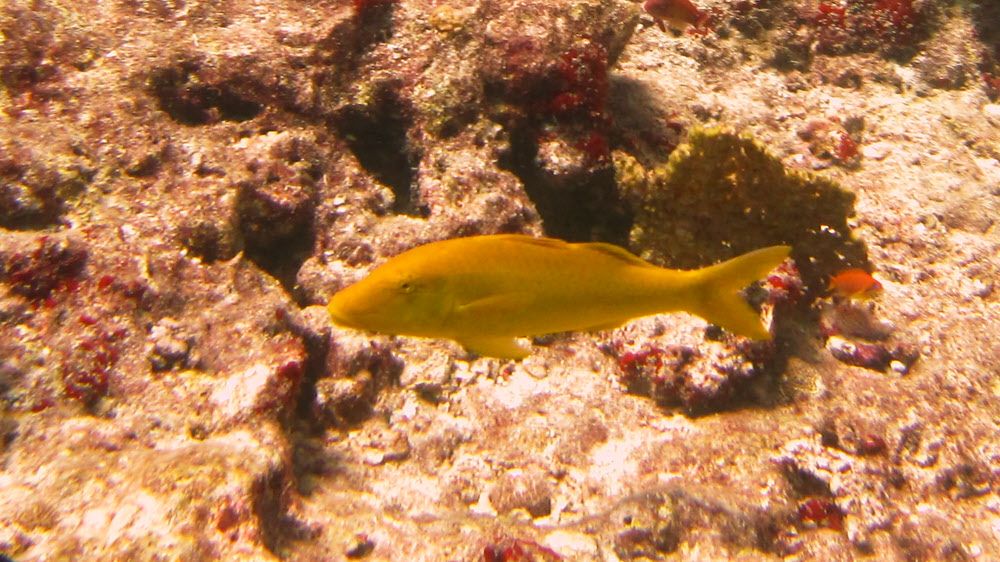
[
  {"x1": 488, "y1": 465, "x2": 554, "y2": 518},
  {"x1": 826, "y1": 336, "x2": 919, "y2": 374},
  {"x1": 0, "y1": 139, "x2": 88, "y2": 230},
  {"x1": 793, "y1": 0, "x2": 936, "y2": 60},
  {"x1": 775, "y1": 432, "x2": 894, "y2": 549},
  {"x1": 819, "y1": 301, "x2": 895, "y2": 341},
  {"x1": 232, "y1": 131, "x2": 321, "y2": 289},
  {"x1": 314, "y1": 335, "x2": 403, "y2": 427},
  {"x1": 2, "y1": 0, "x2": 1000, "y2": 557},
  {"x1": 614, "y1": 335, "x2": 765, "y2": 416},
  {"x1": 911, "y1": 16, "x2": 979, "y2": 92},
  {"x1": 174, "y1": 187, "x2": 243, "y2": 263},
  {"x1": 0, "y1": 233, "x2": 87, "y2": 301},
  {"x1": 604, "y1": 486, "x2": 786, "y2": 559},
  {"x1": 354, "y1": 418, "x2": 412, "y2": 466},
  {"x1": 0, "y1": 419, "x2": 292, "y2": 559}
]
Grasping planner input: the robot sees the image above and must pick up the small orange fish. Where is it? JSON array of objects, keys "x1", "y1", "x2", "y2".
[
  {"x1": 643, "y1": 0, "x2": 708, "y2": 32},
  {"x1": 828, "y1": 268, "x2": 882, "y2": 300}
]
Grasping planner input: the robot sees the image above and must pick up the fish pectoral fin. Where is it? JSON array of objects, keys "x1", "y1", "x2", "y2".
[{"x1": 459, "y1": 336, "x2": 532, "y2": 360}]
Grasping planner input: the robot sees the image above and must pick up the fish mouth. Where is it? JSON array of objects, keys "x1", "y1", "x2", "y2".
[{"x1": 326, "y1": 301, "x2": 355, "y2": 328}]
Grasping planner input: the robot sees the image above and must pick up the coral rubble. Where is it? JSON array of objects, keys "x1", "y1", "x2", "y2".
[{"x1": 2, "y1": 0, "x2": 1000, "y2": 559}]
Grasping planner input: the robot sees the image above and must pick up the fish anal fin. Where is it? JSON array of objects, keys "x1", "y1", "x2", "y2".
[{"x1": 459, "y1": 336, "x2": 532, "y2": 360}]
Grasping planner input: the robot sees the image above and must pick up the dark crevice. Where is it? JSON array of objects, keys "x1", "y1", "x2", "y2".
[
  {"x1": 242, "y1": 231, "x2": 315, "y2": 303},
  {"x1": 237, "y1": 188, "x2": 317, "y2": 302},
  {"x1": 286, "y1": 335, "x2": 403, "y2": 500},
  {"x1": 607, "y1": 76, "x2": 684, "y2": 169},
  {"x1": 498, "y1": 128, "x2": 632, "y2": 245},
  {"x1": 352, "y1": 0, "x2": 397, "y2": 46},
  {"x1": 334, "y1": 87, "x2": 426, "y2": 217},
  {"x1": 0, "y1": 415, "x2": 17, "y2": 456},
  {"x1": 782, "y1": 465, "x2": 835, "y2": 499},
  {"x1": 974, "y1": 0, "x2": 1000, "y2": 100},
  {"x1": 252, "y1": 463, "x2": 321, "y2": 559},
  {"x1": 253, "y1": 467, "x2": 287, "y2": 555},
  {"x1": 284, "y1": 307, "x2": 331, "y2": 437},
  {"x1": 0, "y1": 151, "x2": 91, "y2": 231},
  {"x1": 0, "y1": 180, "x2": 70, "y2": 230},
  {"x1": 149, "y1": 63, "x2": 263, "y2": 126},
  {"x1": 280, "y1": 311, "x2": 339, "y2": 501}
]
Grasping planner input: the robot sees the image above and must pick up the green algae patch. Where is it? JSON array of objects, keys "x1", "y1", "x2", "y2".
[{"x1": 618, "y1": 128, "x2": 866, "y2": 295}]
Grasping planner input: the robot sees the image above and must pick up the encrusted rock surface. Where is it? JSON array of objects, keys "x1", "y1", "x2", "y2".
[{"x1": 3, "y1": 0, "x2": 1000, "y2": 559}]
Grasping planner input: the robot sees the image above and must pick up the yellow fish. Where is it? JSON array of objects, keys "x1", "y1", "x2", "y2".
[{"x1": 327, "y1": 235, "x2": 791, "y2": 359}]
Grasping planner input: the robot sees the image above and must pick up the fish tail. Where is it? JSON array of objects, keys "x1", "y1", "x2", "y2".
[{"x1": 686, "y1": 246, "x2": 792, "y2": 340}]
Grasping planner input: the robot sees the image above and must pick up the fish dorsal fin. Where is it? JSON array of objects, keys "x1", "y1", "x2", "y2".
[
  {"x1": 577, "y1": 242, "x2": 657, "y2": 268},
  {"x1": 490, "y1": 235, "x2": 654, "y2": 268},
  {"x1": 493, "y1": 235, "x2": 570, "y2": 249}
]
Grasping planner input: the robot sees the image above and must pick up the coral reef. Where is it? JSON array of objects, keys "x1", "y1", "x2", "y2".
[
  {"x1": 807, "y1": 0, "x2": 937, "y2": 59},
  {"x1": 2, "y1": 0, "x2": 1000, "y2": 559}
]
